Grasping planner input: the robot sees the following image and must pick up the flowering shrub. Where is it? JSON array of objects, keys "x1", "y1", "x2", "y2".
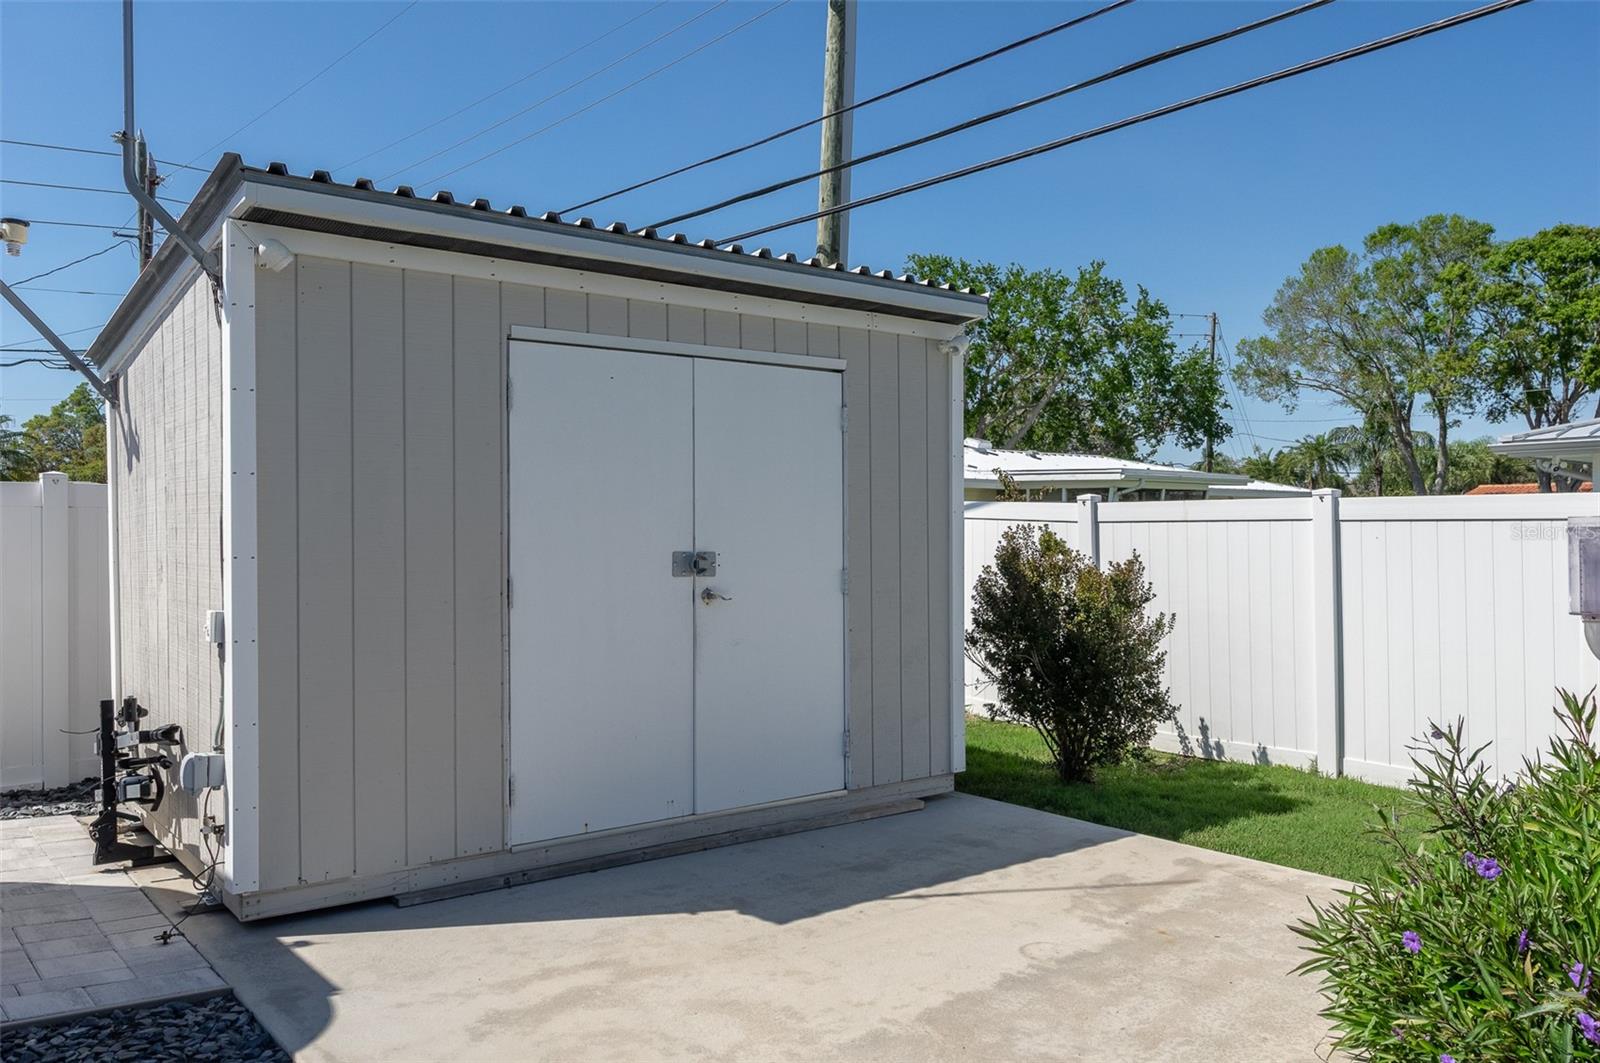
[{"x1": 1294, "y1": 690, "x2": 1600, "y2": 1060}]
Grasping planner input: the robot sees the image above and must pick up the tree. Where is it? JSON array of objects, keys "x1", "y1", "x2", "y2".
[
  {"x1": 1282, "y1": 432, "x2": 1353, "y2": 491},
  {"x1": 0, "y1": 414, "x2": 29, "y2": 480},
  {"x1": 908, "y1": 254, "x2": 1230, "y2": 460},
  {"x1": 1235, "y1": 216, "x2": 1494, "y2": 495},
  {"x1": 1365, "y1": 215, "x2": 1494, "y2": 495},
  {"x1": 966, "y1": 524, "x2": 1175, "y2": 782},
  {"x1": 1478, "y1": 224, "x2": 1600, "y2": 489},
  {"x1": 4, "y1": 384, "x2": 107, "y2": 483}
]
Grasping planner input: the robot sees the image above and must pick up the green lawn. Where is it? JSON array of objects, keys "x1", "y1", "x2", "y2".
[{"x1": 958, "y1": 716, "x2": 1422, "y2": 882}]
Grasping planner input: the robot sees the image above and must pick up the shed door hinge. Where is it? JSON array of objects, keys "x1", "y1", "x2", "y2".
[
  {"x1": 843, "y1": 729, "x2": 850, "y2": 758},
  {"x1": 508, "y1": 773, "x2": 516, "y2": 805},
  {"x1": 840, "y1": 405, "x2": 847, "y2": 433}
]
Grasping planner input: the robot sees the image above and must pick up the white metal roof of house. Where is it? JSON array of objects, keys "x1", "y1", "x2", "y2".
[
  {"x1": 961, "y1": 439, "x2": 1308, "y2": 495},
  {"x1": 1490, "y1": 418, "x2": 1600, "y2": 459}
]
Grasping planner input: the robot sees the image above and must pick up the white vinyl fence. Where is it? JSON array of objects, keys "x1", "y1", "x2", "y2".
[
  {"x1": 0, "y1": 474, "x2": 109, "y2": 790},
  {"x1": 965, "y1": 491, "x2": 1600, "y2": 785}
]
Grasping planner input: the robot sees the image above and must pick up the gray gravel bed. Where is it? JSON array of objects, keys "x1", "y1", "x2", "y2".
[
  {"x1": 1, "y1": 994, "x2": 288, "y2": 1062},
  {"x1": 0, "y1": 779, "x2": 99, "y2": 820}
]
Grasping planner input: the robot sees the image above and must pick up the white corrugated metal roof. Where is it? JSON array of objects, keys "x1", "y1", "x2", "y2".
[
  {"x1": 962, "y1": 438, "x2": 1289, "y2": 490},
  {"x1": 1491, "y1": 418, "x2": 1600, "y2": 458}
]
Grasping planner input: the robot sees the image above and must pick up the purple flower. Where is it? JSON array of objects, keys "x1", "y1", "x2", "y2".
[
  {"x1": 1440, "y1": 1054, "x2": 1456, "y2": 1063},
  {"x1": 1516, "y1": 929, "x2": 1529, "y2": 953},
  {"x1": 1571, "y1": 961, "x2": 1591, "y2": 991},
  {"x1": 1391, "y1": 1026, "x2": 1406, "y2": 1040},
  {"x1": 1461, "y1": 850, "x2": 1477, "y2": 869},
  {"x1": 1431, "y1": 726, "x2": 1445, "y2": 739},
  {"x1": 1578, "y1": 1012, "x2": 1599, "y2": 1046},
  {"x1": 1473, "y1": 856, "x2": 1501, "y2": 881},
  {"x1": 1402, "y1": 930, "x2": 1422, "y2": 954}
]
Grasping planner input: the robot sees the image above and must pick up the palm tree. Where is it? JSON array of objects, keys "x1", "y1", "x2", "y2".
[{"x1": 1284, "y1": 433, "x2": 1353, "y2": 491}]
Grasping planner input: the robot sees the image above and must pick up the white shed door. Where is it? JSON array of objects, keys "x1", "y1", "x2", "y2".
[
  {"x1": 507, "y1": 343, "x2": 696, "y2": 844},
  {"x1": 692, "y1": 359, "x2": 845, "y2": 813},
  {"x1": 508, "y1": 341, "x2": 844, "y2": 846}
]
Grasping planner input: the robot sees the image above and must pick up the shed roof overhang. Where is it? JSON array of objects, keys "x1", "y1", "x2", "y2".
[
  {"x1": 86, "y1": 154, "x2": 988, "y2": 376},
  {"x1": 1490, "y1": 418, "x2": 1600, "y2": 461}
]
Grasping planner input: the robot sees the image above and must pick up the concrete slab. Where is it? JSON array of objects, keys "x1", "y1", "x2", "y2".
[{"x1": 160, "y1": 794, "x2": 1342, "y2": 1062}]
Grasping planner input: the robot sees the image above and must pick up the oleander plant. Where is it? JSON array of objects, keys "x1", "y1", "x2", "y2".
[{"x1": 1294, "y1": 690, "x2": 1600, "y2": 1061}]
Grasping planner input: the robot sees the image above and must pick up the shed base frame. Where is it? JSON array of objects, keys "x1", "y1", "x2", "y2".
[{"x1": 222, "y1": 775, "x2": 953, "y2": 921}]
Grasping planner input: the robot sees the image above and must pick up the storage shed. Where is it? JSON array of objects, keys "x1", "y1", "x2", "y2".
[{"x1": 82, "y1": 155, "x2": 986, "y2": 920}]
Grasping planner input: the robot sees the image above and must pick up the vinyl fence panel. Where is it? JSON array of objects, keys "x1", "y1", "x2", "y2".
[
  {"x1": 0, "y1": 475, "x2": 108, "y2": 790},
  {"x1": 964, "y1": 491, "x2": 1600, "y2": 784}
]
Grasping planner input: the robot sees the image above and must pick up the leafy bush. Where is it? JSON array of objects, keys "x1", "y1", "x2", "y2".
[
  {"x1": 965, "y1": 524, "x2": 1175, "y2": 782},
  {"x1": 1294, "y1": 691, "x2": 1600, "y2": 1061}
]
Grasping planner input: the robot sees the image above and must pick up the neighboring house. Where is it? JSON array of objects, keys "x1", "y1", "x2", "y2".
[
  {"x1": 1466, "y1": 482, "x2": 1592, "y2": 495},
  {"x1": 961, "y1": 438, "x2": 1309, "y2": 501},
  {"x1": 1490, "y1": 418, "x2": 1600, "y2": 487}
]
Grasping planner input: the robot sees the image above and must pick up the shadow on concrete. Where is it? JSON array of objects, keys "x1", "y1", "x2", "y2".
[{"x1": 131, "y1": 792, "x2": 1164, "y2": 1057}]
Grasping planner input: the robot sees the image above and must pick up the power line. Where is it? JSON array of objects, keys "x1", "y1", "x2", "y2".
[
  {"x1": 335, "y1": 1, "x2": 671, "y2": 176},
  {"x1": 0, "y1": 322, "x2": 108, "y2": 352},
  {"x1": 561, "y1": 0, "x2": 1135, "y2": 215},
  {"x1": 12, "y1": 220, "x2": 139, "y2": 233},
  {"x1": 4, "y1": 245, "x2": 126, "y2": 286},
  {"x1": 719, "y1": 0, "x2": 1532, "y2": 246},
  {"x1": 422, "y1": 0, "x2": 795, "y2": 188},
  {"x1": 1, "y1": 178, "x2": 188, "y2": 205},
  {"x1": 0, "y1": 138, "x2": 210, "y2": 173},
  {"x1": 652, "y1": 0, "x2": 1333, "y2": 232},
  {"x1": 178, "y1": 1, "x2": 420, "y2": 168},
  {"x1": 1, "y1": 356, "x2": 77, "y2": 368},
  {"x1": 8, "y1": 287, "x2": 125, "y2": 296},
  {"x1": 385, "y1": 0, "x2": 733, "y2": 184}
]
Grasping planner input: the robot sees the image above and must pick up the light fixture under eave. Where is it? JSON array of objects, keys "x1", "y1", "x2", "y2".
[
  {"x1": 255, "y1": 239, "x2": 293, "y2": 272},
  {"x1": 0, "y1": 218, "x2": 30, "y2": 256}
]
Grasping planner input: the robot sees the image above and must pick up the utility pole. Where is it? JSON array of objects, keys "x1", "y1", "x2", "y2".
[
  {"x1": 135, "y1": 132, "x2": 155, "y2": 269},
  {"x1": 815, "y1": 0, "x2": 857, "y2": 267},
  {"x1": 1204, "y1": 311, "x2": 1218, "y2": 472}
]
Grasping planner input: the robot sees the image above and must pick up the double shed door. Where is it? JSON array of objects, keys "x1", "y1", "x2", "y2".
[{"x1": 507, "y1": 340, "x2": 846, "y2": 846}]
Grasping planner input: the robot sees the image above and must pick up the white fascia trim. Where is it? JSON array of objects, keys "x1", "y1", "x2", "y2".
[
  {"x1": 234, "y1": 182, "x2": 983, "y2": 333},
  {"x1": 97, "y1": 189, "x2": 249, "y2": 379},
  {"x1": 509, "y1": 325, "x2": 845, "y2": 373}
]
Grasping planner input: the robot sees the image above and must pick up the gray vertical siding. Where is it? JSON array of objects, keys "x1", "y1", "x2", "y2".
[
  {"x1": 113, "y1": 276, "x2": 224, "y2": 867},
  {"x1": 247, "y1": 260, "x2": 956, "y2": 889}
]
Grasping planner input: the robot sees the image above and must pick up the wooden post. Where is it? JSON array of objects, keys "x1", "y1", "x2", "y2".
[
  {"x1": 39, "y1": 471, "x2": 71, "y2": 788},
  {"x1": 1310, "y1": 488, "x2": 1344, "y2": 776},
  {"x1": 815, "y1": 0, "x2": 857, "y2": 266},
  {"x1": 1076, "y1": 493, "x2": 1101, "y2": 568}
]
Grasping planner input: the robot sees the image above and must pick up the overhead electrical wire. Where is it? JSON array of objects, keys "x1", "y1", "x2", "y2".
[
  {"x1": 385, "y1": 0, "x2": 735, "y2": 184},
  {"x1": 651, "y1": 0, "x2": 1334, "y2": 231},
  {"x1": 179, "y1": 0, "x2": 420, "y2": 168},
  {"x1": 4, "y1": 245, "x2": 126, "y2": 286},
  {"x1": 1, "y1": 178, "x2": 188, "y2": 205},
  {"x1": 0, "y1": 138, "x2": 209, "y2": 173},
  {"x1": 561, "y1": 0, "x2": 1136, "y2": 215},
  {"x1": 8, "y1": 287, "x2": 125, "y2": 297},
  {"x1": 335, "y1": 0, "x2": 672, "y2": 175},
  {"x1": 718, "y1": 0, "x2": 1532, "y2": 246},
  {"x1": 9, "y1": 220, "x2": 139, "y2": 233},
  {"x1": 0, "y1": 322, "x2": 109, "y2": 353},
  {"x1": 420, "y1": 0, "x2": 794, "y2": 187}
]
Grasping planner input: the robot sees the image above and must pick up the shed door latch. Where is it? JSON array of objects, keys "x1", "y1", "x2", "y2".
[{"x1": 672, "y1": 550, "x2": 717, "y2": 577}]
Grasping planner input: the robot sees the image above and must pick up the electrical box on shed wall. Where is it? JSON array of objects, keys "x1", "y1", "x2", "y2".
[{"x1": 1567, "y1": 517, "x2": 1600, "y2": 619}]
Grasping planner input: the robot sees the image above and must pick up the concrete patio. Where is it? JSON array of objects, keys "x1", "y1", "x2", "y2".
[{"x1": 142, "y1": 793, "x2": 1341, "y2": 1061}]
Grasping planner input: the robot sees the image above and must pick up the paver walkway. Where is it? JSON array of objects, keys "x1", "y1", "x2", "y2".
[{"x1": 0, "y1": 815, "x2": 226, "y2": 1026}]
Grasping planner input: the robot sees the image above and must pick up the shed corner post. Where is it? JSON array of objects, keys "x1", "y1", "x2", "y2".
[
  {"x1": 39, "y1": 471, "x2": 71, "y2": 788},
  {"x1": 1310, "y1": 488, "x2": 1344, "y2": 777},
  {"x1": 947, "y1": 336, "x2": 965, "y2": 773},
  {"x1": 220, "y1": 219, "x2": 262, "y2": 894}
]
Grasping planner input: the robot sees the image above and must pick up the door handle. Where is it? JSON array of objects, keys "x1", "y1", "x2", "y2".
[{"x1": 700, "y1": 588, "x2": 733, "y2": 605}]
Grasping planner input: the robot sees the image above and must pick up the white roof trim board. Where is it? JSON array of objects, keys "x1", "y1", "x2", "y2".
[
  {"x1": 1491, "y1": 418, "x2": 1600, "y2": 459},
  {"x1": 86, "y1": 154, "x2": 987, "y2": 376},
  {"x1": 961, "y1": 439, "x2": 1309, "y2": 495}
]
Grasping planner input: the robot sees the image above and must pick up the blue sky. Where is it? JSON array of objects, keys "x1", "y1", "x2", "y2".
[{"x1": 2, "y1": 0, "x2": 1596, "y2": 464}]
